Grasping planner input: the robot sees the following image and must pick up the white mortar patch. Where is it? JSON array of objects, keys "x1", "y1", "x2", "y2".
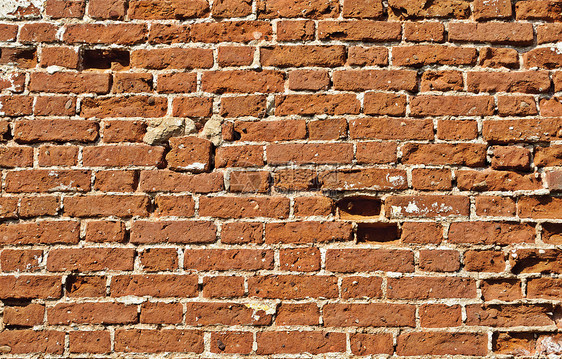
[{"x1": 0, "y1": 0, "x2": 43, "y2": 18}]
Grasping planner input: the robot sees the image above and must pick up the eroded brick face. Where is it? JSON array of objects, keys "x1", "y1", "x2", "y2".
[{"x1": 0, "y1": 0, "x2": 561, "y2": 357}]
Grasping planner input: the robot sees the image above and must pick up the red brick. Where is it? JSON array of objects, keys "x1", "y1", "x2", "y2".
[
  {"x1": 527, "y1": 278, "x2": 562, "y2": 300},
  {"x1": 318, "y1": 20, "x2": 401, "y2": 41},
  {"x1": 88, "y1": 0, "x2": 126, "y2": 18},
  {"x1": 231, "y1": 120, "x2": 306, "y2": 141},
  {"x1": 156, "y1": 72, "x2": 197, "y2": 93},
  {"x1": 6, "y1": 169, "x2": 91, "y2": 193},
  {"x1": 111, "y1": 275, "x2": 198, "y2": 298},
  {"x1": 347, "y1": 46, "x2": 388, "y2": 65},
  {"x1": 40, "y1": 46, "x2": 79, "y2": 68},
  {"x1": 1, "y1": 249, "x2": 43, "y2": 272},
  {"x1": 449, "y1": 222, "x2": 535, "y2": 245},
  {"x1": 393, "y1": 45, "x2": 477, "y2": 66},
  {"x1": 289, "y1": 69, "x2": 330, "y2": 91},
  {"x1": 350, "y1": 118, "x2": 432, "y2": 140},
  {"x1": 397, "y1": 332, "x2": 487, "y2": 356},
  {"x1": 293, "y1": 196, "x2": 334, "y2": 217},
  {"x1": 139, "y1": 248, "x2": 178, "y2": 272},
  {"x1": 257, "y1": 0, "x2": 340, "y2": 18},
  {"x1": 351, "y1": 333, "x2": 393, "y2": 355},
  {"x1": 457, "y1": 169, "x2": 542, "y2": 191},
  {"x1": 410, "y1": 95, "x2": 494, "y2": 116},
  {"x1": 221, "y1": 222, "x2": 263, "y2": 244},
  {"x1": 388, "y1": 0, "x2": 471, "y2": 18},
  {"x1": 386, "y1": 195, "x2": 470, "y2": 218},
  {"x1": 0, "y1": 95, "x2": 33, "y2": 116},
  {"x1": 261, "y1": 45, "x2": 345, "y2": 67},
  {"x1": 139, "y1": 170, "x2": 224, "y2": 193},
  {"x1": 387, "y1": 277, "x2": 476, "y2": 299},
  {"x1": 85, "y1": 220, "x2": 126, "y2": 242},
  {"x1": 280, "y1": 247, "x2": 321, "y2": 272},
  {"x1": 449, "y1": 23, "x2": 533, "y2": 45},
  {"x1": 266, "y1": 221, "x2": 352, "y2": 244},
  {"x1": 510, "y1": 249, "x2": 562, "y2": 274},
  {"x1": 218, "y1": 46, "x2": 254, "y2": 67},
  {"x1": 421, "y1": 70, "x2": 463, "y2": 91},
  {"x1": 402, "y1": 143, "x2": 486, "y2": 167},
  {"x1": 466, "y1": 303, "x2": 556, "y2": 327},
  {"x1": 341, "y1": 276, "x2": 383, "y2": 299},
  {"x1": 83, "y1": 145, "x2": 165, "y2": 167},
  {"x1": 475, "y1": 196, "x2": 517, "y2": 217},
  {"x1": 185, "y1": 302, "x2": 272, "y2": 326},
  {"x1": 34, "y1": 96, "x2": 76, "y2": 116},
  {"x1": 249, "y1": 275, "x2": 338, "y2": 299},
  {"x1": 516, "y1": 0, "x2": 562, "y2": 21},
  {"x1": 63, "y1": 194, "x2": 149, "y2": 217},
  {"x1": 229, "y1": 170, "x2": 270, "y2": 192},
  {"x1": 131, "y1": 220, "x2": 216, "y2": 244},
  {"x1": 267, "y1": 143, "x2": 353, "y2": 165},
  {"x1": 275, "y1": 94, "x2": 360, "y2": 115},
  {"x1": 0, "y1": 330, "x2": 64, "y2": 354},
  {"x1": 65, "y1": 275, "x2": 107, "y2": 297},
  {"x1": 113, "y1": 73, "x2": 152, "y2": 93},
  {"x1": 94, "y1": 170, "x2": 138, "y2": 192},
  {"x1": 38, "y1": 145, "x2": 79, "y2": 167},
  {"x1": 172, "y1": 96, "x2": 213, "y2": 117},
  {"x1": 479, "y1": 47, "x2": 519, "y2": 68},
  {"x1": 333, "y1": 69, "x2": 417, "y2": 91},
  {"x1": 419, "y1": 250, "x2": 460, "y2": 272},
  {"x1": 203, "y1": 276, "x2": 245, "y2": 298},
  {"x1": 484, "y1": 119, "x2": 562, "y2": 143},
  {"x1": 0, "y1": 221, "x2": 78, "y2": 245},
  {"x1": 128, "y1": 0, "x2": 208, "y2": 19},
  {"x1": 473, "y1": 0, "x2": 512, "y2": 19},
  {"x1": 216, "y1": 145, "x2": 264, "y2": 167},
  {"x1": 277, "y1": 20, "x2": 315, "y2": 41},
  {"x1": 200, "y1": 196, "x2": 290, "y2": 218},
  {"x1": 202, "y1": 70, "x2": 284, "y2": 93},
  {"x1": 190, "y1": 21, "x2": 272, "y2": 42},
  {"x1": 363, "y1": 93, "x2": 406, "y2": 116},
  {"x1": 404, "y1": 22, "x2": 445, "y2": 42},
  {"x1": 185, "y1": 249, "x2": 273, "y2": 271},
  {"x1": 326, "y1": 249, "x2": 414, "y2": 272},
  {"x1": 131, "y1": 48, "x2": 212, "y2": 69},
  {"x1": 343, "y1": 0, "x2": 383, "y2": 18},
  {"x1": 141, "y1": 302, "x2": 183, "y2": 324},
  {"x1": 482, "y1": 279, "x2": 521, "y2": 301},
  {"x1": 45, "y1": 0, "x2": 85, "y2": 18},
  {"x1": 324, "y1": 303, "x2": 415, "y2": 327},
  {"x1": 20, "y1": 23, "x2": 58, "y2": 43},
  {"x1": 497, "y1": 95, "x2": 538, "y2": 116},
  {"x1": 69, "y1": 331, "x2": 111, "y2": 353},
  {"x1": 275, "y1": 303, "x2": 320, "y2": 327},
  {"x1": 256, "y1": 331, "x2": 345, "y2": 355},
  {"x1": 4, "y1": 303, "x2": 45, "y2": 326},
  {"x1": 48, "y1": 302, "x2": 137, "y2": 324},
  {"x1": 81, "y1": 96, "x2": 168, "y2": 118},
  {"x1": 0, "y1": 146, "x2": 33, "y2": 168},
  {"x1": 467, "y1": 252, "x2": 506, "y2": 274},
  {"x1": 0, "y1": 275, "x2": 61, "y2": 299},
  {"x1": 14, "y1": 119, "x2": 98, "y2": 143},
  {"x1": 420, "y1": 304, "x2": 461, "y2": 327},
  {"x1": 308, "y1": 118, "x2": 347, "y2": 140},
  {"x1": 0, "y1": 48, "x2": 36, "y2": 69},
  {"x1": 114, "y1": 329, "x2": 203, "y2": 353},
  {"x1": 525, "y1": 47, "x2": 562, "y2": 69},
  {"x1": 467, "y1": 71, "x2": 550, "y2": 93},
  {"x1": 47, "y1": 248, "x2": 135, "y2": 271},
  {"x1": 0, "y1": 24, "x2": 18, "y2": 41},
  {"x1": 30, "y1": 72, "x2": 110, "y2": 94},
  {"x1": 211, "y1": 331, "x2": 253, "y2": 354},
  {"x1": 154, "y1": 195, "x2": 195, "y2": 217}
]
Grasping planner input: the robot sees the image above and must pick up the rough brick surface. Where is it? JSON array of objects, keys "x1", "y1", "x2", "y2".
[{"x1": 0, "y1": 0, "x2": 560, "y2": 357}]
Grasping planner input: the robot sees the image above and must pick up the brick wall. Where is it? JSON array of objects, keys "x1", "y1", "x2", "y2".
[{"x1": 0, "y1": 0, "x2": 561, "y2": 356}]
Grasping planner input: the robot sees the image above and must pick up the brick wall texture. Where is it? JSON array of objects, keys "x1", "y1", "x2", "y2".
[{"x1": 0, "y1": 0, "x2": 562, "y2": 356}]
